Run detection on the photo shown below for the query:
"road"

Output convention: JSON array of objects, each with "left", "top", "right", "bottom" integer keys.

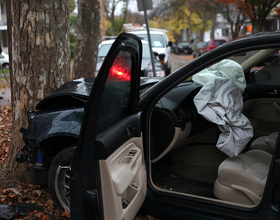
[{"left": 171, "top": 53, "right": 194, "bottom": 73}]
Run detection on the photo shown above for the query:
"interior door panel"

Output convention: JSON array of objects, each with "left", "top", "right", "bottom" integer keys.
[
  {"left": 243, "top": 98, "right": 280, "bottom": 137},
  {"left": 99, "top": 136, "right": 146, "bottom": 220}
]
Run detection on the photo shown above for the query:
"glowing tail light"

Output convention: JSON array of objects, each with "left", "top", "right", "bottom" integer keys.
[{"left": 107, "top": 51, "right": 132, "bottom": 81}]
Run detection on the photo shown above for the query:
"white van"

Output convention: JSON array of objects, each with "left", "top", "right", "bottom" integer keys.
[{"left": 129, "top": 30, "right": 173, "bottom": 75}]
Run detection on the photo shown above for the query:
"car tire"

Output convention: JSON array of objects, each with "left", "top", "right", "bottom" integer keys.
[
  {"left": 2, "top": 63, "right": 9, "bottom": 69},
  {"left": 48, "top": 144, "right": 77, "bottom": 211}
]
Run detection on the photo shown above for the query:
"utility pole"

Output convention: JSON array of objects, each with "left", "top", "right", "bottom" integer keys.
[
  {"left": 137, "top": 0, "right": 155, "bottom": 76},
  {"left": 101, "top": 0, "right": 106, "bottom": 40}
]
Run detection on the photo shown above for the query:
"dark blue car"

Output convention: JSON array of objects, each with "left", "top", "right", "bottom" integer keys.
[{"left": 19, "top": 32, "right": 280, "bottom": 220}]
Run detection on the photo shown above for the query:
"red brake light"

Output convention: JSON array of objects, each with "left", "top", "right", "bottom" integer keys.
[
  {"left": 108, "top": 52, "right": 132, "bottom": 81},
  {"left": 109, "top": 65, "right": 131, "bottom": 81}
]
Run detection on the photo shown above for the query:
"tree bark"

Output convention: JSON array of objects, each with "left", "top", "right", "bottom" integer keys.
[
  {"left": 72, "top": 0, "right": 100, "bottom": 79},
  {"left": 210, "top": 12, "right": 216, "bottom": 40},
  {"left": 0, "top": 0, "right": 70, "bottom": 188}
]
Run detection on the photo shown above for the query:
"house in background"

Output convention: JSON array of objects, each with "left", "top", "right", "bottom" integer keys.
[{"left": 0, "top": 0, "right": 8, "bottom": 53}]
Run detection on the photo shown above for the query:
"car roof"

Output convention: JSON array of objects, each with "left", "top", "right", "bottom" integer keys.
[
  {"left": 129, "top": 30, "right": 167, "bottom": 35},
  {"left": 99, "top": 39, "right": 149, "bottom": 46}
]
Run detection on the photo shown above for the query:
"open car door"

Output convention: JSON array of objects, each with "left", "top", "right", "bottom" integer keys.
[{"left": 70, "top": 33, "right": 146, "bottom": 220}]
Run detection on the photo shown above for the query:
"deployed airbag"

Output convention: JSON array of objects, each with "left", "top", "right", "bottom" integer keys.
[
  {"left": 192, "top": 59, "right": 246, "bottom": 93},
  {"left": 193, "top": 61, "right": 253, "bottom": 157}
]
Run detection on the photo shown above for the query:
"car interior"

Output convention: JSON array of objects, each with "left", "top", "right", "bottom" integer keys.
[{"left": 148, "top": 48, "right": 280, "bottom": 207}]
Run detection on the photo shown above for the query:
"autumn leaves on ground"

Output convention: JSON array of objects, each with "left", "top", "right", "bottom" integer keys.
[{"left": 0, "top": 88, "right": 70, "bottom": 220}]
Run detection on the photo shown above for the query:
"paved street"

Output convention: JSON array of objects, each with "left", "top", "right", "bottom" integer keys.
[{"left": 171, "top": 53, "right": 194, "bottom": 73}]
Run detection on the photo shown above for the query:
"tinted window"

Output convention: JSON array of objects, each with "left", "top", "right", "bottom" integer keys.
[{"left": 96, "top": 50, "right": 132, "bottom": 133}]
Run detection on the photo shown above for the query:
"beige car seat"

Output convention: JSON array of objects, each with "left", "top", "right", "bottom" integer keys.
[
  {"left": 250, "top": 132, "right": 278, "bottom": 154},
  {"left": 214, "top": 150, "right": 272, "bottom": 205}
]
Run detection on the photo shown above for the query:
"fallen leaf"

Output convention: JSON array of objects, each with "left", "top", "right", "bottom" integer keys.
[{"left": 62, "top": 209, "right": 71, "bottom": 218}]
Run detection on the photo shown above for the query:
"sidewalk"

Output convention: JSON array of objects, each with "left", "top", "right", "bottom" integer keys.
[{"left": 0, "top": 87, "right": 11, "bottom": 106}]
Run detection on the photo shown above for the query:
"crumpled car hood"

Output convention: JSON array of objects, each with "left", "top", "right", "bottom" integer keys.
[
  {"left": 36, "top": 77, "right": 162, "bottom": 110},
  {"left": 31, "top": 77, "right": 162, "bottom": 147},
  {"left": 34, "top": 108, "right": 84, "bottom": 143}
]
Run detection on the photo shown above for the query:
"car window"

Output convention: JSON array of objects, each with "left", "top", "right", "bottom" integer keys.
[
  {"left": 96, "top": 50, "right": 133, "bottom": 133},
  {"left": 135, "top": 34, "right": 165, "bottom": 48},
  {"left": 99, "top": 41, "right": 150, "bottom": 59},
  {"left": 201, "top": 49, "right": 280, "bottom": 86},
  {"left": 213, "top": 40, "right": 226, "bottom": 45},
  {"left": 247, "top": 57, "right": 280, "bottom": 85},
  {"left": 229, "top": 50, "right": 260, "bottom": 65},
  {"left": 142, "top": 44, "right": 151, "bottom": 58},
  {"left": 98, "top": 44, "right": 112, "bottom": 58},
  {"left": 0, "top": 55, "right": 4, "bottom": 59}
]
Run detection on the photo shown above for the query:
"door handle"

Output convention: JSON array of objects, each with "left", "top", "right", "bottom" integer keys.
[{"left": 272, "top": 102, "right": 280, "bottom": 113}]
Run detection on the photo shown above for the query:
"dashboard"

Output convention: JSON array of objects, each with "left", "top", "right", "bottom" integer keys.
[{"left": 150, "top": 81, "right": 213, "bottom": 162}]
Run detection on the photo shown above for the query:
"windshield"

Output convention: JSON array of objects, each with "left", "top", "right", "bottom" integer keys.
[
  {"left": 135, "top": 34, "right": 165, "bottom": 48},
  {"left": 98, "top": 44, "right": 112, "bottom": 58},
  {"left": 99, "top": 42, "right": 151, "bottom": 59}
]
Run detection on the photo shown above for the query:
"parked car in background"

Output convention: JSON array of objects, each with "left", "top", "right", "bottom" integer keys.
[
  {"left": 192, "top": 41, "right": 207, "bottom": 58},
  {"left": 0, "top": 52, "right": 9, "bottom": 69},
  {"left": 129, "top": 30, "right": 172, "bottom": 75},
  {"left": 203, "top": 39, "right": 226, "bottom": 53},
  {"left": 175, "top": 42, "right": 193, "bottom": 55},
  {"left": 97, "top": 39, "right": 165, "bottom": 77}
]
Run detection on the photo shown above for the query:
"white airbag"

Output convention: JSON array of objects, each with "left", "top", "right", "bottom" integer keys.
[{"left": 194, "top": 77, "right": 253, "bottom": 157}]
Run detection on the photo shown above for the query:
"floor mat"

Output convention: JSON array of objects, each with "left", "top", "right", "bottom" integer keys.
[{"left": 152, "top": 170, "right": 216, "bottom": 199}]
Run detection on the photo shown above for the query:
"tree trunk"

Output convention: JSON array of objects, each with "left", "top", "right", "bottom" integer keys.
[
  {"left": 210, "top": 12, "right": 216, "bottom": 39},
  {"left": 200, "top": 14, "right": 208, "bottom": 42},
  {"left": 0, "top": 0, "right": 70, "bottom": 188},
  {"left": 72, "top": 0, "right": 100, "bottom": 79},
  {"left": 251, "top": 19, "right": 265, "bottom": 34}
]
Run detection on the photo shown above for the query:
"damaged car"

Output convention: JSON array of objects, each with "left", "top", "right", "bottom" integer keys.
[
  {"left": 17, "top": 76, "right": 162, "bottom": 211},
  {"left": 18, "top": 32, "right": 280, "bottom": 220}
]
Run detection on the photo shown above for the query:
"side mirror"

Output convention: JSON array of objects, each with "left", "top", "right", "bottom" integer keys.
[
  {"left": 168, "top": 41, "right": 172, "bottom": 47},
  {"left": 153, "top": 51, "right": 159, "bottom": 57}
]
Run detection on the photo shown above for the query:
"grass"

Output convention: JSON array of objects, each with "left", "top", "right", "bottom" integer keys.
[{"left": 0, "top": 68, "right": 10, "bottom": 87}]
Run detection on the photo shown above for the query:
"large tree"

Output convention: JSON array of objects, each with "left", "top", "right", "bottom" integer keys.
[
  {"left": 105, "top": 0, "right": 129, "bottom": 36},
  {"left": 245, "top": 0, "right": 280, "bottom": 33},
  {"left": 72, "top": 0, "right": 100, "bottom": 79},
  {"left": 218, "top": 0, "right": 280, "bottom": 33},
  {"left": 216, "top": 1, "right": 246, "bottom": 39},
  {"left": 0, "top": 0, "right": 70, "bottom": 187}
]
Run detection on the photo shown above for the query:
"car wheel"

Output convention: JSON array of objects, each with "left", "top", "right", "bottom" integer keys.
[
  {"left": 48, "top": 145, "right": 77, "bottom": 211},
  {"left": 2, "top": 63, "right": 9, "bottom": 69}
]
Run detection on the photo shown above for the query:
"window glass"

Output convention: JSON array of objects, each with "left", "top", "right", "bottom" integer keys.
[
  {"left": 213, "top": 40, "right": 226, "bottom": 45},
  {"left": 98, "top": 44, "right": 112, "bottom": 58},
  {"left": 96, "top": 50, "right": 132, "bottom": 133},
  {"left": 136, "top": 34, "right": 165, "bottom": 48},
  {"left": 247, "top": 58, "right": 280, "bottom": 85},
  {"left": 142, "top": 44, "right": 151, "bottom": 58}
]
